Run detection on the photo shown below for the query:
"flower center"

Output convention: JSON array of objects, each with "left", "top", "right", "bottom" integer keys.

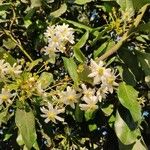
[
  {"left": 98, "top": 67, "right": 104, "bottom": 76},
  {"left": 2, "top": 95, "right": 9, "bottom": 101},
  {"left": 107, "top": 77, "right": 114, "bottom": 85},
  {"left": 67, "top": 95, "right": 75, "bottom": 102},
  {"left": 47, "top": 112, "right": 56, "bottom": 120}
]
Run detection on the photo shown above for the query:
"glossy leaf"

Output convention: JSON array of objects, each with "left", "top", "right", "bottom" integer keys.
[
  {"left": 63, "top": 57, "right": 79, "bottom": 85},
  {"left": 73, "top": 47, "right": 86, "bottom": 63},
  {"left": 117, "top": 82, "right": 141, "bottom": 123},
  {"left": 75, "top": 103, "right": 83, "bottom": 122},
  {"left": 30, "top": 0, "right": 41, "bottom": 8},
  {"left": 135, "top": 51, "right": 150, "bottom": 76},
  {"left": 73, "top": 31, "right": 88, "bottom": 62},
  {"left": 94, "top": 40, "right": 114, "bottom": 58},
  {"left": 101, "top": 104, "right": 114, "bottom": 116},
  {"left": 78, "top": 64, "right": 93, "bottom": 84},
  {"left": 64, "top": 20, "right": 93, "bottom": 32},
  {"left": 15, "top": 109, "right": 37, "bottom": 149},
  {"left": 38, "top": 72, "right": 53, "bottom": 89},
  {"left": 114, "top": 111, "right": 140, "bottom": 145},
  {"left": 0, "top": 47, "right": 16, "bottom": 65},
  {"left": 75, "top": 0, "right": 93, "bottom": 5},
  {"left": 0, "top": 107, "right": 9, "bottom": 125},
  {"left": 74, "top": 31, "right": 89, "bottom": 48},
  {"left": 27, "top": 59, "right": 42, "bottom": 71},
  {"left": 51, "top": 3, "right": 67, "bottom": 17},
  {"left": 116, "top": 0, "right": 150, "bottom": 12}
]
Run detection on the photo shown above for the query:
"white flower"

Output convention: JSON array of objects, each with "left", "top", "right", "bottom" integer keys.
[
  {"left": 81, "top": 84, "right": 95, "bottom": 100},
  {"left": 88, "top": 59, "right": 110, "bottom": 85},
  {"left": 101, "top": 71, "right": 118, "bottom": 93},
  {"left": 44, "top": 25, "right": 55, "bottom": 39},
  {"left": 7, "top": 63, "right": 22, "bottom": 75},
  {"left": 96, "top": 87, "right": 108, "bottom": 102},
  {"left": 42, "top": 45, "right": 57, "bottom": 57},
  {"left": 59, "top": 86, "right": 80, "bottom": 109},
  {"left": 40, "top": 102, "right": 64, "bottom": 123},
  {"left": 43, "top": 23, "right": 74, "bottom": 56},
  {"left": 79, "top": 96, "right": 98, "bottom": 112},
  {"left": 55, "top": 23, "right": 75, "bottom": 44},
  {"left": 0, "top": 59, "right": 9, "bottom": 78},
  {"left": 0, "top": 88, "right": 14, "bottom": 105}
]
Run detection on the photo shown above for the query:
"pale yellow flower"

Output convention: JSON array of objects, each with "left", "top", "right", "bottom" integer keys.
[
  {"left": 0, "top": 88, "right": 14, "bottom": 105},
  {"left": 88, "top": 59, "right": 110, "bottom": 85},
  {"left": 101, "top": 70, "right": 118, "bottom": 93},
  {"left": 59, "top": 86, "right": 80, "bottom": 109},
  {"left": 43, "top": 23, "right": 74, "bottom": 57},
  {"left": 0, "top": 59, "right": 9, "bottom": 78},
  {"left": 40, "top": 102, "right": 64, "bottom": 123},
  {"left": 79, "top": 96, "right": 98, "bottom": 112},
  {"left": 7, "top": 63, "right": 22, "bottom": 75},
  {"left": 81, "top": 84, "right": 95, "bottom": 99}
]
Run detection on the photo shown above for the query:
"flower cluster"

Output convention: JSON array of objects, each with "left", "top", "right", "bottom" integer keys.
[
  {"left": 0, "top": 59, "right": 22, "bottom": 78},
  {"left": 0, "top": 57, "right": 118, "bottom": 125},
  {"left": 42, "top": 23, "right": 74, "bottom": 60},
  {"left": 88, "top": 59, "right": 118, "bottom": 93}
]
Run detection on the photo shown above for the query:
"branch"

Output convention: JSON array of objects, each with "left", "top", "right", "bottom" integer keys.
[{"left": 97, "top": 4, "right": 150, "bottom": 61}]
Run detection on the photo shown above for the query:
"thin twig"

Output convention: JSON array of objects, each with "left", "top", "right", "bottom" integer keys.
[{"left": 97, "top": 4, "right": 149, "bottom": 61}]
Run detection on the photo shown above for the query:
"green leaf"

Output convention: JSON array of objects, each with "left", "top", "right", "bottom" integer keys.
[
  {"left": 74, "top": 31, "right": 89, "bottom": 48},
  {"left": 16, "top": 133, "right": 24, "bottom": 146},
  {"left": 114, "top": 111, "right": 140, "bottom": 145},
  {"left": 73, "top": 47, "right": 86, "bottom": 63},
  {"left": 117, "top": 82, "right": 141, "bottom": 123},
  {"left": 64, "top": 19, "right": 93, "bottom": 32},
  {"left": 0, "top": 47, "right": 16, "bottom": 65},
  {"left": 24, "top": 8, "right": 36, "bottom": 20},
  {"left": 122, "top": 66, "right": 136, "bottom": 86},
  {"left": 94, "top": 40, "right": 114, "bottom": 58},
  {"left": 118, "top": 48, "right": 142, "bottom": 82},
  {"left": 3, "top": 38, "right": 16, "bottom": 49},
  {"left": 15, "top": 109, "right": 37, "bottom": 149},
  {"left": 3, "top": 134, "right": 12, "bottom": 141},
  {"left": 63, "top": 57, "right": 79, "bottom": 85},
  {"left": 116, "top": 0, "right": 150, "bottom": 12},
  {"left": 73, "top": 31, "right": 88, "bottom": 62},
  {"left": 138, "top": 22, "right": 150, "bottom": 33},
  {"left": 38, "top": 72, "right": 53, "bottom": 89},
  {"left": 75, "top": 103, "right": 83, "bottom": 122},
  {"left": 0, "top": 3, "right": 12, "bottom": 11},
  {"left": 135, "top": 51, "right": 150, "bottom": 76},
  {"left": 78, "top": 64, "right": 93, "bottom": 84},
  {"left": 30, "top": 0, "right": 41, "bottom": 8},
  {"left": 101, "top": 104, "right": 114, "bottom": 116},
  {"left": 0, "top": 107, "right": 9, "bottom": 125},
  {"left": 85, "top": 110, "right": 95, "bottom": 121},
  {"left": 88, "top": 124, "right": 97, "bottom": 132},
  {"left": 51, "top": 3, "right": 67, "bottom": 17},
  {"left": 75, "top": 0, "right": 93, "bottom": 5},
  {"left": 27, "top": 59, "right": 42, "bottom": 71}
]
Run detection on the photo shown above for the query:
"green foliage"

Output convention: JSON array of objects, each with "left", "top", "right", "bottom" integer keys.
[
  {"left": 114, "top": 111, "right": 141, "bottom": 145},
  {"left": 118, "top": 82, "right": 141, "bottom": 123},
  {"left": 63, "top": 57, "right": 79, "bottom": 85},
  {"left": 0, "top": 0, "right": 150, "bottom": 149},
  {"left": 15, "top": 109, "right": 37, "bottom": 149}
]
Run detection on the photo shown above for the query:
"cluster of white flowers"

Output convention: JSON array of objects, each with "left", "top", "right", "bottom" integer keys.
[
  {"left": 88, "top": 59, "right": 118, "bottom": 93},
  {"left": 40, "top": 102, "right": 64, "bottom": 123},
  {"left": 0, "top": 88, "right": 15, "bottom": 105},
  {"left": 0, "top": 59, "right": 22, "bottom": 78},
  {"left": 40, "top": 59, "right": 118, "bottom": 123},
  {"left": 42, "top": 23, "right": 75, "bottom": 57}
]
